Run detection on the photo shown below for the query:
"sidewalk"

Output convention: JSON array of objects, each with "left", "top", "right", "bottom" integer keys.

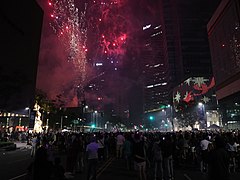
[
  {"left": 14, "top": 141, "right": 31, "bottom": 150},
  {"left": 0, "top": 141, "right": 17, "bottom": 151}
]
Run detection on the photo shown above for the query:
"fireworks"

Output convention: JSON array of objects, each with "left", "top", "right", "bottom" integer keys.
[
  {"left": 87, "top": 0, "right": 129, "bottom": 59},
  {"left": 47, "top": 0, "right": 131, "bottom": 105},
  {"left": 48, "top": 0, "right": 87, "bottom": 85},
  {"left": 48, "top": 0, "right": 130, "bottom": 80}
]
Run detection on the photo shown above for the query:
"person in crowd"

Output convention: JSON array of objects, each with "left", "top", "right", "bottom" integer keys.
[
  {"left": 226, "top": 136, "right": 239, "bottom": 172},
  {"left": 188, "top": 133, "right": 198, "bottom": 164},
  {"left": 109, "top": 132, "right": 116, "bottom": 156},
  {"left": 104, "top": 133, "right": 110, "bottom": 159},
  {"left": 53, "top": 157, "right": 65, "bottom": 180},
  {"left": 66, "top": 137, "right": 75, "bottom": 174},
  {"left": 200, "top": 134, "right": 211, "bottom": 173},
  {"left": 152, "top": 135, "right": 164, "bottom": 180},
  {"left": 162, "top": 134, "right": 174, "bottom": 180},
  {"left": 31, "top": 135, "right": 38, "bottom": 157},
  {"left": 123, "top": 133, "right": 133, "bottom": 170},
  {"left": 78, "top": 134, "right": 85, "bottom": 173},
  {"left": 97, "top": 134, "right": 105, "bottom": 161},
  {"left": 86, "top": 135, "right": 99, "bottom": 180},
  {"left": 116, "top": 132, "right": 125, "bottom": 159},
  {"left": 133, "top": 133, "right": 147, "bottom": 180},
  {"left": 208, "top": 136, "right": 230, "bottom": 180},
  {"left": 28, "top": 146, "right": 53, "bottom": 180}
]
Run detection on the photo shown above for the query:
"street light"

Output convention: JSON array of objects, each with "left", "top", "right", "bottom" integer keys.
[
  {"left": 149, "top": 116, "right": 154, "bottom": 121},
  {"left": 60, "top": 115, "right": 67, "bottom": 130},
  {"left": 94, "top": 111, "right": 98, "bottom": 127},
  {"left": 167, "top": 104, "right": 174, "bottom": 132},
  {"left": 198, "top": 102, "right": 206, "bottom": 129},
  {"left": 25, "top": 107, "right": 31, "bottom": 120}
]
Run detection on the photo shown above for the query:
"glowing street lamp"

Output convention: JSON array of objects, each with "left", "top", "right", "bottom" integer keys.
[
  {"left": 25, "top": 107, "right": 31, "bottom": 119},
  {"left": 149, "top": 116, "right": 154, "bottom": 121},
  {"left": 198, "top": 102, "right": 206, "bottom": 129}
]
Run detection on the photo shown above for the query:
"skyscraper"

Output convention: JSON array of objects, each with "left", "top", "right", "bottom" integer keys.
[
  {"left": 0, "top": 1, "right": 43, "bottom": 111},
  {"left": 141, "top": 23, "right": 170, "bottom": 112},
  {"left": 160, "top": 0, "right": 221, "bottom": 86},
  {"left": 207, "top": 0, "right": 240, "bottom": 129}
]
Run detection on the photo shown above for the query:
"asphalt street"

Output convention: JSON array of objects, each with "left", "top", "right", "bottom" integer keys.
[
  {"left": 87, "top": 158, "right": 240, "bottom": 180},
  {"left": 0, "top": 147, "right": 32, "bottom": 180}
]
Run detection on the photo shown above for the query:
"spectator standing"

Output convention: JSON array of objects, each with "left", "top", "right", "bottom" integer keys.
[
  {"left": 200, "top": 134, "right": 211, "bottom": 173},
  {"left": 31, "top": 135, "right": 38, "bottom": 157},
  {"left": 97, "top": 134, "right": 105, "bottom": 161},
  {"left": 133, "top": 133, "right": 147, "bottom": 180},
  {"left": 86, "top": 136, "right": 99, "bottom": 180},
  {"left": 53, "top": 157, "right": 65, "bottom": 180},
  {"left": 28, "top": 146, "right": 53, "bottom": 180},
  {"left": 123, "top": 134, "right": 132, "bottom": 170},
  {"left": 152, "top": 136, "right": 163, "bottom": 180},
  {"left": 162, "top": 134, "right": 174, "bottom": 180},
  {"left": 116, "top": 132, "right": 125, "bottom": 159},
  {"left": 208, "top": 136, "right": 230, "bottom": 180}
]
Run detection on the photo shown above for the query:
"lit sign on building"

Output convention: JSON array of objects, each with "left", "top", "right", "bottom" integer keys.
[
  {"left": 143, "top": 24, "right": 151, "bottom": 30},
  {"left": 173, "top": 77, "right": 215, "bottom": 111},
  {"left": 96, "top": 63, "right": 103, "bottom": 66}
]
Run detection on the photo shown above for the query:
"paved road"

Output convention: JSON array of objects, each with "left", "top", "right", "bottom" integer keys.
[
  {"left": 89, "top": 158, "right": 240, "bottom": 180},
  {"left": 0, "top": 147, "right": 32, "bottom": 180}
]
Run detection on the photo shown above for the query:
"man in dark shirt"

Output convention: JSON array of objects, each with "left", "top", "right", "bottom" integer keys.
[
  {"left": 133, "top": 133, "right": 147, "bottom": 180},
  {"left": 208, "top": 136, "right": 230, "bottom": 180}
]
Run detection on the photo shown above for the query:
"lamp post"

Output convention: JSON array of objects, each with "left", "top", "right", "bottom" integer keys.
[
  {"left": 60, "top": 115, "right": 67, "bottom": 130},
  {"left": 60, "top": 116, "right": 63, "bottom": 130},
  {"left": 25, "top": 107, "right": 31, "bottom": 124},
  {"left": 94, "top": 110, "right": 98, "bottom": 128},
  {"left": 198, "top": 102, "right": 206, "bottom": 129},
  {"left": 167, "top": 104, "right": 174, "bottom": 132}
]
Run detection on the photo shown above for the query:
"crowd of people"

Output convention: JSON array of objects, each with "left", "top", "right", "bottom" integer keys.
[{"left": 2, "top": 129, "right": 240, "bottom": 180}]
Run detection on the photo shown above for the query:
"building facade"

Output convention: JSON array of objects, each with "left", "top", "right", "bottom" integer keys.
[
  {"left": 140, "top": 0, "right": 221, "bottom": 129},
  {"left": 208, "top": 0, "right": 240, "bottom": 129},
  {"left": 0, "top": 1, "right": 43, "bottom": 112}
]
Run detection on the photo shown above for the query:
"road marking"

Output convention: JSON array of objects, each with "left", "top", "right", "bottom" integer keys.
[
  {"left": 97, "top": 158, "right": 114, "bottom": 178},
  {"left": 7, "top": 158, "right": 31, "bottom": 164},
  {"left": 184, "top": 173, "right": 192, "bottom": 180},
  {"left": 9, "top": 173, "right": 27, "bottom": 180},
  {"left": 97, "top": 157, "right": 113, "bottom": 174}
]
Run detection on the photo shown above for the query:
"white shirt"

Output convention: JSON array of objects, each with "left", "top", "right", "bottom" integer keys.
[{"left": 200, "top": 139, "right": 211, "bottom": 151}]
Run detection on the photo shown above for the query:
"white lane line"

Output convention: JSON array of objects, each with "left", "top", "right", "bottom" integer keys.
[
  {"left": 184, "top": 173, "right": 192, "bottom": 180},
  {"left": 96, "top": 158, "right": 114, "bottom": 178},
  {"left": 9, "top": 173, "right": 27, "bottom": 180}
]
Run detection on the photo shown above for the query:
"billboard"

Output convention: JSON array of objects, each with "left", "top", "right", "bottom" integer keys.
[{"left": 173, "top": 77, "right": 216, "bottom": 112}]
